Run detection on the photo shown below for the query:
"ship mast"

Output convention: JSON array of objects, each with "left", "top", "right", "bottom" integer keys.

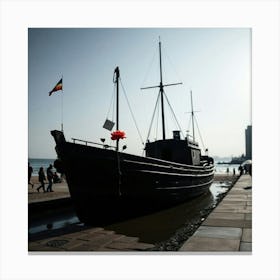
[
  {"left": 159, "top": 40, "right": 166, "bottom": 140},
  {"left": 114, "top": 66, "right": 120, "bottom": 151},
  {"left": 141, "top": 38, "right": 182, "bottom": 140},
  {"left": 190, "top": 90, "right": 195, "bottom": 142}
]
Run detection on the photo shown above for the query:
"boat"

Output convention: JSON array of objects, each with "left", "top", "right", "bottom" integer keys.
[{"left": 51, "top": 40, "right": 214, "bottom": 225}]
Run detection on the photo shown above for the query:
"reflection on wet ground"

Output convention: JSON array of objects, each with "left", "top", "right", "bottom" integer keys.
[
  {"left": 28, "top": 181, "right": 232, "bottom": 244},
  {"left": 104, "top": 182, "right": 231, "bottom": 244},
  {"left": 105, "top": 191, "right": 214, "bottom": 243},
  {"left": 28, "top": 208, "right": 79, "bottom": 235}
]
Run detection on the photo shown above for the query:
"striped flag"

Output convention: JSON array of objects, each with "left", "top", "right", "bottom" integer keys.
[{"left": 49, "top": 78, "right": 62, "bottom": 96}]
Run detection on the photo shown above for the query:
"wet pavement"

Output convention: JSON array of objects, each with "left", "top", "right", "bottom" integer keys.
[
  {"left": 29, "top": 227, "right": 154, "bottom": 252},
  {"left": 179, "top": 174, "right": 252, "bottom": 252}
]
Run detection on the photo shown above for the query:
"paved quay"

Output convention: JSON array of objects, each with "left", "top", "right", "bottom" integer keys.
[
  {"left": 179, "top": 174, "right": 252, "bottom": 252},
  {"left": 29, "top": 227, "right": 154, "bottom": 252}
]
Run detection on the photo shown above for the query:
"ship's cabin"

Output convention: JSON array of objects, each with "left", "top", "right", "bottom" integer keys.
[{"left": 145, "top": 130, "right": 202, "bottom": 165}]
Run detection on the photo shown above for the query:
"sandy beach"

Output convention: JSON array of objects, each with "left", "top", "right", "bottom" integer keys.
[{"left": 28, "top": 176, "right": 70, "bottom": 203}]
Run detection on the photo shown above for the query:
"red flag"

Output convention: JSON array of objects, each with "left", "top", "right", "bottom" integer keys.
[{"left": 49, "top": 78, "right": 62, "bottom": 96}]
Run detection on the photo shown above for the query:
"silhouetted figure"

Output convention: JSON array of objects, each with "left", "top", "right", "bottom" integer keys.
[
  {"left": 248, "top": 164, "right": 252, "bottom": 176},
  {"left": 233, "top": 168, "right": 236, "bottom": 175},
  {"left": 238, "top": 165, "right": 243, "bottom": 176},
  {"left": 37, "top": 167, "right": 46, "bottom": 192},
  {"left": 28, "top": 162, "right": 34, "bottom": 188},
  {"left": 226, "top": 167, "right": 229, "bottom": 175},
  {"left": 53, "top": 172, "right": 61, "bottom": 184},
  {"left": 46, "top": 164, "right": 54, "bottom": 192}
]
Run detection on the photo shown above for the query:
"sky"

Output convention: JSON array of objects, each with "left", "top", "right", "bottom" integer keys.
[{"left": 28, "top": 28, "right": 251, "bottom": 159}]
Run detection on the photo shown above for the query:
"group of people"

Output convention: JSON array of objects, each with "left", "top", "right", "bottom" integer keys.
[
  {"left": 224, "top": 164, "right": 252, "bottom": 177},
  {"left": 28, "top": 162, "right": 62, "bottom": 193},
  {"left": 238, "top": 163, "right": 252, "bottom": 176}
]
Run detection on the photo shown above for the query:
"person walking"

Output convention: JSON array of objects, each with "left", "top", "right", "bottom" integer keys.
[
  {"left": 28, "top": 162, "right": 34, "bottom": 188},
  {"left": 46, "top": 164, "right": 54, "bottom": 192},
  {"left": 238, "top": 165, "right": 243, "bottom": 176},
  {"left": 226, "top": 167, "right": 229, "bottom": 176},
  {"left": 37, "top": 167, "right": 46, "bottom": 192}
]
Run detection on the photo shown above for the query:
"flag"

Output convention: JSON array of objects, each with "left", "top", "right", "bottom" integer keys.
[{"left": 49, "top": 78, "right": 62, "bottom": 96}]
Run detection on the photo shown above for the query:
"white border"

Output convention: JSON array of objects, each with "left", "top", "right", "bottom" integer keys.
[{"left": 1, "top": 1, "right": 279, "bottom": 279}]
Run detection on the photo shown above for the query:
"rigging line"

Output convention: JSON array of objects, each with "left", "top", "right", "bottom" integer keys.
[
  {"left": 194, "top": 115, "right": 206, "bottom": 151},
  {"left": 140, "top": 46, "right": 158, "bottom": 89},
  {"left": 112, "top": 83, "right": 116, "bottom": 122},
  {"left": 120, "top": 79, "right": 145, "bottom": 145},
  {"left": 187, "top": 115, "right": 192, "bottom": 133},
  {"left": 187, "top": 114, "right": 192, "bottom": 131},
  {"left": 155, "top": 96, "right": 160, "bottom": 140},
  {"left": 146, "top": 91, "right": 161, "bottom": 143},
  {"left": 163, "top": 91, "right": 185, "bottom": 138},
  {"left": 164, "top": 47, "right": 184, "bottom": 84},
  {"left": 165, "top": 93, "right": 180, "bottom": 134},
  {"left": 185, "top": 110, "right": 199, "bottom": 139},
  {"left": 165, "top": 107, "right": 169, "bottom": 138},
  {"left": 106, "top": 84, "right": 116, "bottom": 120}
]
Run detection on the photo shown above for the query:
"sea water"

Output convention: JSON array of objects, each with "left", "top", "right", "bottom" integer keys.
[
  {"left": 28, "top": 158, "right": 56, "bottom": 176},
  {"left": 214, "top": 163, "right": 240, "bottom": 174}
]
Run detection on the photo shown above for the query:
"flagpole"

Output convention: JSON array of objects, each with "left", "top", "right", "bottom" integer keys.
[
  {"left": 49, "top": 77, "right": 63, "bottom": 131},
  {"left": 61, "top": 75, "right": 64, "bottom": 132}
]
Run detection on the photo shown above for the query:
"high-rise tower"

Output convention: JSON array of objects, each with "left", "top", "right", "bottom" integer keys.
[{"left": 245, "top": 125, "right": 252, "bottom": 159}]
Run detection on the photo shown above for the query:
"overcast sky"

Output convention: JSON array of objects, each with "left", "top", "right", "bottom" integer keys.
[{"left": 28, "top": 28, "right": 251, "bottom": 159}]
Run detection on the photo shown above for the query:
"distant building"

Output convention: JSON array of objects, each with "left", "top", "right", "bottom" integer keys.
[
  {"left": 245, "top": 125, "right": 252, "bottom": 159},
  {"left": 229, "top": 125, "right": 252, "bottom": 164}
]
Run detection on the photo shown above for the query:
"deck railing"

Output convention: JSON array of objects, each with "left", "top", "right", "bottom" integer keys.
[{"left": 71, "top": 138, "right": 115, "bottom": 149}]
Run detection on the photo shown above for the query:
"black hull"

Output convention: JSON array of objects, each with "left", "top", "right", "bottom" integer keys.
[{"left": 53, "top": 138, "right": 214, "bottom": 225}]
